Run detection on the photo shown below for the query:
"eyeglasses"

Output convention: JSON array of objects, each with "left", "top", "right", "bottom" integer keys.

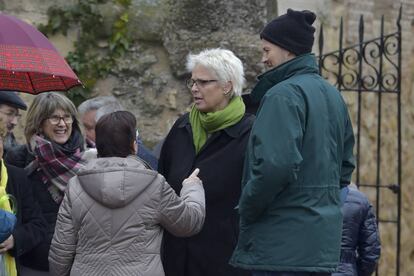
[
  {"left": 0, "top": 110, "right": 21, "bottom": 120},
  {"left": 186, "top": 78, "right": 217, "bottom": 89},
  {"left": 47, "top": 115, "right": 73, "bottom": 125}
]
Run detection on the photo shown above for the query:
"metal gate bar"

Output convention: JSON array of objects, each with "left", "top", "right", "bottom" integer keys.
[{"left": 317, "top": 6, "right": 402, "bottom": 276}]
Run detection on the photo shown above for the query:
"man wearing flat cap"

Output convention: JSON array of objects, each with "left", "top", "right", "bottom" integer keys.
[
  {"left": 0, "top": 91, "right": 27, "bottom": 155},
  {"left": 231, "top": 9, "right": 356, "bottom": 276}
]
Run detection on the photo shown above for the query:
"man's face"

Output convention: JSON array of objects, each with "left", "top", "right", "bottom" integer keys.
[
  {"left": 261, "top": 39, "right": 294, "bottom": 69},
  {"left": 0, "top": 104, "right": 20, "bottom": 133},
  {"left": 82, "top": 109, "right": 97, "bottom": 143}
]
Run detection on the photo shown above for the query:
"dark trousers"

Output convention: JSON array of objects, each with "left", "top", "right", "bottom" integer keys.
[{"left": 252, "top": 271, "right": 331, "bottom": 276}]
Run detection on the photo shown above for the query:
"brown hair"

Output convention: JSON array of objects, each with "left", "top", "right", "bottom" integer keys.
[
  {"left": 24, "top": 92, "right": 81, "bottom": 143},
  {"left": 95, "top": 111, "right": 136, "bottom": 158}
]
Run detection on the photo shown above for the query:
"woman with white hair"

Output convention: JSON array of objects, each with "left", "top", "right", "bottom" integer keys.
[{"left": 158, "top": 48, "right": 253, "bottom": 276}]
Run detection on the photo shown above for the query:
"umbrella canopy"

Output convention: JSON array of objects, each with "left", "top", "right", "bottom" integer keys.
[{"left": 0, "top": 13, "right": 82, "bottom": 94}]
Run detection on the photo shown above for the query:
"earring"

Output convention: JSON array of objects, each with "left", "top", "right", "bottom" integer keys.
[{"left": 224, "top": 90, "right": 231, "bottom": 96}]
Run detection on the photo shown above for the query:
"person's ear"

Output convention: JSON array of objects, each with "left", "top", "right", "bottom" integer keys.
[
  {"left": 287, "top": 51, "right": 296, "bottom": 59},
  {"left": 132, "top": 139, "right": 138, "bottom": 155},
  {"left": 223, "top": 81, "right": 233, "bottom": 96}
]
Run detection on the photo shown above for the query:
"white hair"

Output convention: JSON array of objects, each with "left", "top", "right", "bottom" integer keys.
[
  {"left": 186, "top": 48, "right": 245, "bottom": 97},
  {"left": 78, "top": 96, "right": 120, "bottom": 116},
  {"left": 95, "top": 101, "right": 125, "bottom": 122}
]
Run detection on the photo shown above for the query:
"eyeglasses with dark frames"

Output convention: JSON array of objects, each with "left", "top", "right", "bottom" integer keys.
[
  {"left": 47, "top": 115, "right": 73, "bottom": 125},
  {"left": 186, "top": 78, "right": 218, "bottom": 89}
]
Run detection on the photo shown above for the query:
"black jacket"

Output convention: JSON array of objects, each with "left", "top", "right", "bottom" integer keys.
[
  {"left": 158, "top": 113, "right": 254, "bottom": 276},
  {"left": 333, "top": 188, "right": 381, "bottom": 276},
  {"left": 5, "top": 163, "right": 47, "bottom": 274},
  {"left": 6, "top": 145, "right": 59, "bottom": 271}
]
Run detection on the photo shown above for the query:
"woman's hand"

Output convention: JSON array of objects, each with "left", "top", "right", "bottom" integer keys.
[
  {"left": 183, "top": 168, "right": 202, "bottom": 185},
  {"left": 0, "top": 235, "right": 14, "bottom": 253}
]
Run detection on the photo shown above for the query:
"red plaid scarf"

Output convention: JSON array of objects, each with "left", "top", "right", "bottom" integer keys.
[{"left": 29, "top": 133, "right": 86, "bottom": 203}]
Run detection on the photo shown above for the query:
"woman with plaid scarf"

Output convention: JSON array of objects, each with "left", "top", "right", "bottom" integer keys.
[{"left": 5, "top": 93, "right": 87, "bottom": 276}]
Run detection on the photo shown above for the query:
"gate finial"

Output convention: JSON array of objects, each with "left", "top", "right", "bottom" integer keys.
[
  {"left": 358, "top": 15, "right": 364, "bottom": 44},
  {"left": 397, "top": 4, "right": 402, "bottom": 29}
]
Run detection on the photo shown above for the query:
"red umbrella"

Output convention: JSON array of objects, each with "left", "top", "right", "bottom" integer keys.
[{"left": 0, "top": 13, "right": 82, "bottom": 94}]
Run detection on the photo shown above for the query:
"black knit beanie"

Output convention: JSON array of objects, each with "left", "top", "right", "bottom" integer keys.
[{"left": 260, "top": 9, "right": 316, "bottom": 56}]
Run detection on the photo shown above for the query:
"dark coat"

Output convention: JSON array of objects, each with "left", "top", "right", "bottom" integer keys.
[
  {"left": 158, "top": 113, "right": 254, "bottom": 276},
  {"left": 5, "top": 145, "right": 59, "bottom": 271},
  {"left": 5, "top": 163, "right": 47, "bottom": 272},
  {"left": 230, "top": 54, "right": 356, "bottom": 272},
  {"left": 333, "top": 188, "right": 381, "bottom": 276},
  {"left": 3, "top": 132, "right": 19, "bottom": 157}
]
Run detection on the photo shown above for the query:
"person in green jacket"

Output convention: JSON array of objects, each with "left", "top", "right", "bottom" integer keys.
[{"left": 230, "top": 9, "right": 356, "bottom": 276}]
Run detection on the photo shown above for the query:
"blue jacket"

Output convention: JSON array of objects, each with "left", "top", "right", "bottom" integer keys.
[
  {"left": 136, "top": 138, "right": 158, "bottom": 170},
  {"left": 333, "top": 188, "right": 381, "bottom": 276},
  {"left": 0, "top": 209, "right": 15, "bottom": 243}
]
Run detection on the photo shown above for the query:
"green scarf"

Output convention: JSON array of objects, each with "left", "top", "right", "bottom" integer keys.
[{"left": 190, "top": 96, "right": 245, "bottom": 154}]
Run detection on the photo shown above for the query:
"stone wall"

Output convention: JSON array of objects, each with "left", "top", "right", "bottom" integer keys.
[{"left": 1, "top": 0, "right": 414, "bottom": 274}]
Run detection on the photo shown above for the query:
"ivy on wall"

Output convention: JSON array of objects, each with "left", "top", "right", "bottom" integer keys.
[{"left": 39, "top": 0, "right": 132, "bottom": 105}]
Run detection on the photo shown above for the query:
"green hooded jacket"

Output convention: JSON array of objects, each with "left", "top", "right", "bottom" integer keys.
[{"left": 230, "top": 54, "right": 355, "bottom": 272}]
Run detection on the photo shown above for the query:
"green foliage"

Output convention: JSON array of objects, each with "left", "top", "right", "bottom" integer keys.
[{"left": 38, "top": 0, "right": 132, "bottom": 105}]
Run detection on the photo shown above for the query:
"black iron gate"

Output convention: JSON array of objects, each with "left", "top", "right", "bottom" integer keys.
[{"left": 318, "top": 7, "right": 402, "bottom": 276}]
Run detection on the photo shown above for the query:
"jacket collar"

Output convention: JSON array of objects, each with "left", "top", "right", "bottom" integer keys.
[
  {"left": 178, "top": 113, "right": 250, "bottom": 138},
  {"left": 251, "top": 53, "right": 319, "bottom": 103}
]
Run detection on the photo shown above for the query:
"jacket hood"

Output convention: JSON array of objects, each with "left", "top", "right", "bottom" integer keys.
[{"left": 76, "top": 156, "right": 158, "bottom": 208}]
